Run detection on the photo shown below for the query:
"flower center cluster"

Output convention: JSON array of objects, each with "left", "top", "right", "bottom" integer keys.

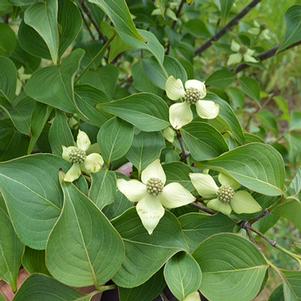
[
  {"left": 217, "top": 185, "right": 235, "bottom": 203},
  {"left": 239, "top": 46, "right": 248, "bottom": 54},
  {"left": 146, "top": 178, "right": 164, "bottom": 196},
  {"left": 69, "top": 148, "right": 86, "bottom": 164},
  {"left": 184, "top": 88, "right": 202, "bottom": 104}
]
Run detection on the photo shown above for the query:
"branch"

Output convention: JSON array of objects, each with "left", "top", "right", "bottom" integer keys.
[
  {"left": 166, "top": 0, "right": 186, "bottom": 54},
  {"left": 172, "top": 0, "right": 185, "bottom": 30},
  {"left": 191, "top": 202, "right": 215, "bottom": 215},
  {"left": 80, "top": 9, "right": 96, "bottom": 40},
  {"left": 249, "top": 209, "right": 270, "bottom": 225},
  {"left": 75, "top": 34, "right": 116, "bottom": 83},
  {"left": 80, "top": 0, "right": 104, "bottom": 41},
  {"left": 241, "top": 221, "right": 277, "bottom": 247},
  {"left": 176, "top": 130, "right": 188, "bottom": 163},
  {"left": 195, "top": 0, "right": 261, "bottom": 55},
  {"left": 236, "top": 40, "right": 301, "bottom": 73}
]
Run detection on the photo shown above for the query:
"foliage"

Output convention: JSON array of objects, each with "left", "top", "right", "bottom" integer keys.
[{"left": 0, "top": 0, "right": 301, "bottom": 301}]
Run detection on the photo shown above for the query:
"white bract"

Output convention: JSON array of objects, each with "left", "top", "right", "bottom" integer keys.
[
  {"left": 183, "top": 292, "right": 201, "bottom": 301},
  {"left": 62, "top": 130, "right": 104, "bottom": 182},
  {"left": 165, "top": 76, "right": 219, "bottom": 129},
  {"left": 227, "top": 40, "right": 258, "bottom": 66},
  {"left": 117, "top": 159, "right": 195, "bottom": 234},
  {"left": 162, "top": 127, "right": 176, "bottom": 143},
  {"left": 190, "top": 172, "right": 262, "bottom": 215}
]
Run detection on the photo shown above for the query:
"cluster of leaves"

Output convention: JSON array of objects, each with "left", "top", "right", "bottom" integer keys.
[{"left": 0, "top": 0, "right": 301, "bottom": 301}]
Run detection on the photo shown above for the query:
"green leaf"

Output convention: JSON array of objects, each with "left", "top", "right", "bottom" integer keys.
[
  {"left": 290, "top": 112, "right": 301, "bottom": 131},
  {"left": 183, "top": 19, "right": 210, "bottom": 39},
  {"left": 239, "top": 76, "right": 261, "bottom": 103},
  {"left": 24, "top": 0, "right": 59, "bottom": 64},
  {"left": 112, "top": 208, "right": 188, "bottom": 288},
  {"left": 103, "top": 191, "right": 132, "bottom": 220},
  {"left": 11, "top": 42, "right": 41, "bottom": 73},
  {"left": 203, "top": 143, "right": 285, "bottom": 196},
  {"left": 98, "top": 93, "right": 169, "bottom": 132},
  {"left": 132, "top": 61, "right": 161, "bottom": 94},
  {"left": 163, "top": 162, "right": 194, "bottom": 192},
  {"left": 288, "top": 168, "right": 301, "bottom": 196},
  {"left": 78, "top": 64, "right": 119, "bottom": 98},
  {"left": 89, "top": 169, "right": 117, "bottom": 210},
  {"left": 0, "top": 1, "right": 12, "bottom": 14},
  {"left": 226, "top": 87, "right": 245, "bottom": 109},
  {"left": 165, "top": 56, "right": 188, "bottom": 83},
  {"left": 22, "top": 247, "right": 49, "bottom": 275},
  {"left": 181, "top": 121, "right": 229, "bottom": 161},
  {"left": 13, "top": 274, "right": 87, "bottom": 301},
  {"left": 120, "top": 30, "right": 165, "bottom": 65},
  {"left": 206, "top": 68, "right": 235, "bottom": 89},
  {"left": 126, "top": 131, "right": 165, "bottom": 173},
  {"left": 141, "top": 56, "right": 187, "bottom": 90},
  {"left": 88, "top": 0, "right": 143, "bottom": 41},
  {"left": 46, "top": 178, "right": 125, "bottom": 287},
  {"left": 0, "top": 120, "right": 29, "bottom": 161},
  {"left": 282, "top": 271, "right": 301, "bottom": 300},
  {"left": 119, "top": 271, "right": 165, "bottom": 301},
  {"left": 193, "top": 233, "right": 268, "bottom": 301},
  {"left": 28, "top": 103, "right": 52, "bottom": 154},
  {"left": 74, "top": 85, "right": 111, "bottom": 127},
  {"left": 1, "top": 95, "right": 35, "bottom": 135},
  {"left": 25, "top": 49, "right": 84, "bottom": 113},
  {"left": 179, "top": 213, "right": 235, "bottom": 252},
  {"left": 20, "top": 0, "right": 82, "bottom": 61},
  {"left": 49, "top": 110, "right": 75, "bottom": 156},
  {"left": 269, "top": 285, "right": 284, "bottom": 301},
  {"left": 0, "top": 207, "right": 24, "bottom": 291},
  {"left": 97, "top": 117, "right": 134, "bottom": 164},
  {"left": 0, "top": 56, "right": 16, "bottom": 102},
  {"left": 0, "top": 24, "right": 17, "bottom": 56},
  {"left": 216, "top": 0, "right": 235, "bottom": 21},
  {"left": 273, "top": 198, "right": 301, "bottom": 231},
  {"left": 0, "top": 154, "right": 69, "bottom": 249},
  {"left": 207, "top": 93, "right": 245, "bottom": 144},
  {"left": 280, "top": 5, "right": 301, "bottom": 51},
  {"left": 164, "top": 252, "right": 202, "bottom": 301},
  {"left": 57, "top": 0, "right": 83, "bottom": 57}
]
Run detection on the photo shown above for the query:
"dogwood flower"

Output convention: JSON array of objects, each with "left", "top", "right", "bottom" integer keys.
[
  {"left": 165, "top": 76, "right": 219, "bottom": 129},
  {"left": 189, "top": 172, "right": 262, "bottom": 215},
  {"left": 117, "top": 159, "right": 195, "bottom": 234},
  {"left": 227, "top": 40, "right": 258, "bottom": 66},
  {"left": 62, "top": 130, "right": 104, "bottom": 182}
]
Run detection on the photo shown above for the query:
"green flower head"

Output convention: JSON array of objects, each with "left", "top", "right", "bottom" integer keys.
[
  {"left": 62, "top": 130, "right": 104, "bottom": 182},
  {"left": 189, "top": 172, "right": 262, "bottom": 215}
]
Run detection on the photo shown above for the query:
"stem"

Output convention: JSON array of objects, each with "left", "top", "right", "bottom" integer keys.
[
  {"left": 80, "top": 9, "right": 96, "bottom": 40},
  {"left": 274, "top": 245, "right": 301, "bottom": 266},
  {"left": 241, "top": 222, "right": 301, "bottom": 267},
  {"left": 176, "top": 130, "right": 188, "bottom": 163},
  {"left": 191, "top": 202, "right": 215, "bottom": 214},
  {"left": 172, "top": 0, "right": 185, "bottom": 29},
  {"left": 96, "top": 284, "right": 116, "bottom": 293},
  {"left": 236, "top": 40, "right": 301, "bottom": 73},
  {"left": 160, "top": 294, "right": 170, "bottom": 301},
  {"left": 245, "top": 95, "right": 273, "bottom": 130},
  {"left": 245, "top": 223, "right": 277, "bottom": 247},
  {"left": 75, "top": 34, "right": 115, "bottom": 83},
  {"left": 80, "top": 0, "right": 104, "bottom": 41},
  {"left": 195, "top": 0, "right": 261, "bottom": 55},
  {"left": 166, "top": 0, "right": 186, "bottom": 54},
  {"left": 249, "top": 209, "right": 270, "bottom": 225}
]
